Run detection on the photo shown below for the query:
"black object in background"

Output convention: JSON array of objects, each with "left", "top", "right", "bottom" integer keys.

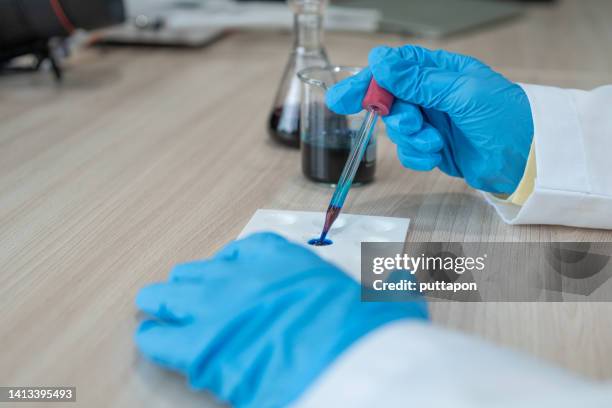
[{"left": 0, "top": 0, "right": 125, "bottom": 73}]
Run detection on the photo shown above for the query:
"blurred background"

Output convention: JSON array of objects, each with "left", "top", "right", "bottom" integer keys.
[{"left": 0, "top": 0, "right": 564, "bottom": 81}]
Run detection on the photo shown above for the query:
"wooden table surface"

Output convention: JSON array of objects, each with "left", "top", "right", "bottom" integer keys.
[{"left": 2, "top": 0, "right": 612, "bottom": 406}]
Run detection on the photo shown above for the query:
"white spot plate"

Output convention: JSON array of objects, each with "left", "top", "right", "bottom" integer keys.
[{"left": 238, "top": 210, "right": 410, "bottom": 278}]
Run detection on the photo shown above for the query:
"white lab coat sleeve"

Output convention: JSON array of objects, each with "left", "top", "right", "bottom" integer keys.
[
  {"left": 483, "top": 84, "right": 612, "bottom": 228},
  {"left": 291, "top": 321, "right": 612, "bottom": 408}
]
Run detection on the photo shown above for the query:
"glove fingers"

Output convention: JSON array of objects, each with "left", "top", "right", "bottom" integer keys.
[
  {"left": 387, "top": 123, "right": 444, "bottom": 154},
  {"left": 170, "top": 233, "right": 329, "bottom": 285},
  {"left": 136, "top": 283, "right": 209, "bottom": 322},
  {"left": 136, "top": 320, "right": 208, "bottom": 372},
  {"left": 368, "top": 47, "right": 463, "bottom": 112},
  {"left": 215, "top": 232, "right": 289, "bottom": 259},
  {"left": 216, "top": 232, "right": 328, "bottom": 269},
  {"left": 169, "top": 259, "right": 238, "bottom": 283},
  {"left": 396, "top": 144, "right": 442, "bottom": 171},
  {"left": 169, "top": 234, "right": 282, "bottom": 283},
  {"left": 393, "top": 45, "right": 489, "bottom": 73},
  {"left": 381, "top": 100, "right": 423, "bottom": 135},
  {"left": 135, "top": 320, "right": 188, "bottom": 370},
  {"left": 325, "top": 67, "right": 372, "bottom": 115}
]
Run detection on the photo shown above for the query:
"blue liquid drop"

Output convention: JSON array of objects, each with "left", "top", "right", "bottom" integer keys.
[{"left": 308, "top": 238, "right": 333, "bottom": 246}]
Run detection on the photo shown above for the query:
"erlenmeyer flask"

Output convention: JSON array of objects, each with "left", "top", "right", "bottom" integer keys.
[{"left": 268, "top": 0, "right": 330, "bottom": 148}]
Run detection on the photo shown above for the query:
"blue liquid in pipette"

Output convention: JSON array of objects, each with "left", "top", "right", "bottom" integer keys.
[{"left": 316, "top": 110, "right": 379, "bottom": 242}]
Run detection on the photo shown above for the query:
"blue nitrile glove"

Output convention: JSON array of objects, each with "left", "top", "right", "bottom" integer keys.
[
  {"left": 135, "top": 232, "right": 428, "bottom": 408},
  {"left": 326, "top": 45, "right": 534, "bottom": 195}
]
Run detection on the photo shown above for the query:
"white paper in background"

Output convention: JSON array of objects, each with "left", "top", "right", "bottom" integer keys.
[{"left": 239, "top": 210, "right": 410, "bottom": 279}]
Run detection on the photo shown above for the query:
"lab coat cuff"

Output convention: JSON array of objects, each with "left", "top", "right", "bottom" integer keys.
[
  {"left": 483, "top": 83, "right": 612, "bottom": 228},
  {"left": 483, "top": 188, "right": 612, "bottom": 228}
]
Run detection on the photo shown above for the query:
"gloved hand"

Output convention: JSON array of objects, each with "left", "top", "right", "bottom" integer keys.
[
  {"left": 135, "top": 232, "right": 427, "bottom": 408},
  {"left": 326, "top": 45, "right": 534, "bottom": 195}
]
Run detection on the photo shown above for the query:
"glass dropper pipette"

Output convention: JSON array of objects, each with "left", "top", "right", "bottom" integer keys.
[{"left": 312, "top": 79, "right": 394, "bottom": 245}]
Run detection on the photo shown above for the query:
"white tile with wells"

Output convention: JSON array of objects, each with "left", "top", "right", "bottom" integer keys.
[{"left": 239, "top": 209, "right": 410, "bottom": 278}]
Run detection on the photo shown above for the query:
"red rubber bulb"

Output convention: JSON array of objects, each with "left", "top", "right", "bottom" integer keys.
[{"left": 362, "top": 78, "right": 394, "bottom": 116}]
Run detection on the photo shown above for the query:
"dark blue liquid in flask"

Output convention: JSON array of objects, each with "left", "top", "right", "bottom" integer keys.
[{"left": 268, "top": 0, "right": 330, "bottom": 148}]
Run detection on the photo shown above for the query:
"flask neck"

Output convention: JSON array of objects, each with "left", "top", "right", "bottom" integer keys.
[{"left": 293, "top": 12, "right": 324, "bottom": 53}]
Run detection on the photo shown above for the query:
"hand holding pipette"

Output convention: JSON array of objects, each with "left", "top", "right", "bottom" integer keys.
[{"left": 325, "top": 45, "right": 534, "bottom": 195}]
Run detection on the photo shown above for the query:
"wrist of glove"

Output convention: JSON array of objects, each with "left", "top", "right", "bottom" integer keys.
[
  {"left": 135, "top": 232, "right": 428, "bottom": 408},
  {"left": 326, "top": 45, "right": 534, "bottom": 195}
]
